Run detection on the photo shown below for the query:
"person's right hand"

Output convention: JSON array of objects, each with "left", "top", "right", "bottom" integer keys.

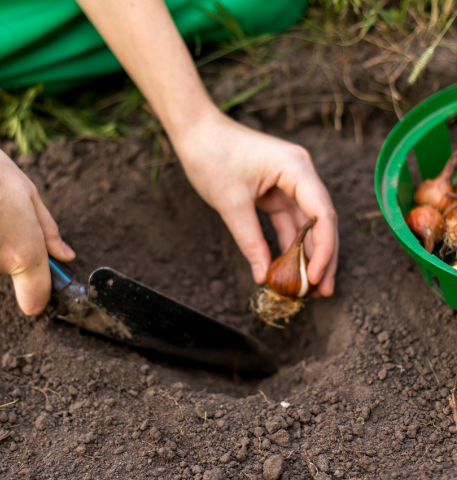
[
  {"left": 0, "top": 150, "right": 75, "bottom": 315},
  {"left": 174, "top": 111, "right": 338, "bottom": 297}
]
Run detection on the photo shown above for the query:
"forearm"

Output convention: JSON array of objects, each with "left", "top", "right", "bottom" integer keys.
[
  {"left": 75, "top": 0, "right": 338, "bottom": 294},
  {"left": 76, "top": 0, "right": 218, "bottom": 139}
]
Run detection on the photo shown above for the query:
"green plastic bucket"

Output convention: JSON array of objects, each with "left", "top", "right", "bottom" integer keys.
[{"left": 375, "top": 83, "right": 457, "bottom": 309}]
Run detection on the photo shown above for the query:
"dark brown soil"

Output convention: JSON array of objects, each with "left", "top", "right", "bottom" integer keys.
[{"left": 2, "top": 42, "right": 457, "bottom": 480}]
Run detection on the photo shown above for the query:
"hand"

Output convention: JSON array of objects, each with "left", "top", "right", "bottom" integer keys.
[
  {"left": 0, "top": 150, "right": 75, "bottom": 315},
  {"left": 173, "top": 110, "right": 338, "bottom": 297},
  {"left": 72, "top": 0, "right": 337, "bottom": 295}
]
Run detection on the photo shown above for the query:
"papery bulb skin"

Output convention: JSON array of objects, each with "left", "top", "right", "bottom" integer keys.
[
  {"left": 267, "top": 245, "right": 306, "bottom": 297},
  {"left": 440, "top": 202, "right": 457, "bottom": 251},
  {"left": 444, "top": 202, "right": 457, "bottom": 221},
  {"left": 266, "top": 217, "right": 317, "bottom": 298},
  {"left": 405, "top": 205, "right": 445, "bottom": 253},
  {"left": 445, "top": 218, "right": 457, "bottom": 251},
  {"left": 414, "top": 153, "right": 457, "bottom": 212}
]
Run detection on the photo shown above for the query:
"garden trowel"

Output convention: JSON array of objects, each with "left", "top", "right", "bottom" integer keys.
[{"left": 49, "top": 258, "right": 277, "bottom": 376}]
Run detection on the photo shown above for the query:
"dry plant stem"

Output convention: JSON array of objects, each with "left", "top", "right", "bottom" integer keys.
[
  {"left": 0, "top": 399, "right": 19, "bottom": 409},
  {"left": 428, "top": 0, "right": 439, "bottom": 38},
  {"left": 250, "top": 286, "right": 304, "bottom": 327},
  {"left": 380, "top": 59, "right": 410, "bottom": 120},
  {"left": 321, "top": 65, "right": 344, "bottom": 131},
  {"left": 408, "top": 6, "right": 427, "bottom": 31},
  {"left": 258, "top": 390, "right": 270, "bottom": 403},
  {"left": 282, "top": 61, "right": 295, "bottom": 132},
  {"left": 348, "top": 104, "right": 363, "bottom": 145},
  {"left": 408, "top": 11, "right": 457, "bottom": 85},
  {"left": 165, "top": 394, "right": 184, "bottom": 422},
  {"left": 448, "top": 378, "right": 457, "bottom": 427},
  {"left": 442, "top": 201, "right": 457, "bottom": 218},
  {"left": 31, "top": 386, "right": 49, "bottom": 404},
  {"left": 363, "top": 51, "right": 395, "bottom": 69},
  {"left": 343, "top": 64, "right": 386, "bottom": 103},
  {"left": 389, "top": 75, "right": 404, "bottom": 120},
  {"left": 304, "top": 451, "right": 320, "bottom": 480},
  {"left": 443, "top": 0, "right": 455, "bottom": 19}
]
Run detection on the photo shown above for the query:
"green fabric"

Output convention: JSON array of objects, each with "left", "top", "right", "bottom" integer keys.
[{"left": 0, "top": 0, "right": 307, "bottom": 93}]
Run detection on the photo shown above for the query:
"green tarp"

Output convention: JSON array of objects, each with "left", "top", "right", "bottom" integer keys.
[{"left": 0, "top": 0, "right": 308, "bottom": 92}]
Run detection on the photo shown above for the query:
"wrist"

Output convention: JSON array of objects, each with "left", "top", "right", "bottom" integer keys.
[{"left": 164, "top": 101, "right": 225, "bottom": 161}]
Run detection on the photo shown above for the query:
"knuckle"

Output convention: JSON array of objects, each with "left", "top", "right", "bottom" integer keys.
[
  {"left": 28, "top": 181, "right": 39, "bottom": 198},
  {"left": 287, "top": 144, "right": 311, "bottom": 163},
  {"left": 226, "top": 195, "right": 245, "bottom": 211},
  {"left": 2, "top": 245, "right": 41, "bottom": 276},
  {"left": 238, "top": 236, "right": 258, "bottom": 254},
  {"left": 44, "top": 221, "right": 60, "bottom": 242},
  {"left": 323, "top": 208, "right": 337, "bottom": 223},
  {"left": 314, "top": 204, "right": 338, "bottom": 225},
  {"left": 218, "top": 192, "right": 246, "bottom": 216}
]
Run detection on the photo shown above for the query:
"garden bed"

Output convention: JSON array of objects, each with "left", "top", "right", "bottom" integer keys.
[{"left": 1, "top": 37, "right": 457, "bottom": 480}]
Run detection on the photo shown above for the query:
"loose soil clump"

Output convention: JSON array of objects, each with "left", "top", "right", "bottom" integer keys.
[{"left": 2, "top": 48, "right": 457, "bottom": 480}]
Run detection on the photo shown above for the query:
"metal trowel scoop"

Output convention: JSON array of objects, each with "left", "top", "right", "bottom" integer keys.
[{"left": 49, "top": 258, "right": 277, "bottom": 376}]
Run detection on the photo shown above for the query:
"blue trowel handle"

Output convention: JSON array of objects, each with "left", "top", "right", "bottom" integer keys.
[
  {"left": 49, "top": 257, "right": 89, "bottom": 315},
  {"left": 49, "top": 256, "right": 76, "bottom": 293}
]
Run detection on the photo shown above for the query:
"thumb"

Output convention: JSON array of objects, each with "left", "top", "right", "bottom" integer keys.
[
  {"left": 32, "top": 195, "right": 75, "bottom": 262},
  {"left": 219, "top": 198, "right": 271, "bottom": 283},
  {"left": 11, "top": 246, "right": 52, "bottom": 316},
  {"left": 11, "top": 196, "right": 75, "bottom": 316}
]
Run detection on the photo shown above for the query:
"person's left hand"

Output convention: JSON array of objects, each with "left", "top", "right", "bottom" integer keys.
[{"left": 173, "top": 109, "right": 338, "bottom": 297}]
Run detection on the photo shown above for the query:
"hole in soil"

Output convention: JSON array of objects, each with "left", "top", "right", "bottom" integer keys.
[
  {"left": 48, "top": 273, "right": 348, "bottom": 400},
  {"left": 32, "top": 142, "right": 351, "bottom": 402},
  {"left": 69, "top": 293, "right": 348, "bottom": 400}
]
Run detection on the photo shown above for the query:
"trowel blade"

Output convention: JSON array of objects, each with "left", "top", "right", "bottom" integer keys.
[{"left": 87, "top": 267, "right": 277, "bottom": 376}]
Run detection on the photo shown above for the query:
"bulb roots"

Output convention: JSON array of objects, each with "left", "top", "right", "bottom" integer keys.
[
  {"left": 250, "top": 286, "right": 304, "bottom": 328},
  {"left": 445, "top": 218, "right": 457, "bottom": 251}
]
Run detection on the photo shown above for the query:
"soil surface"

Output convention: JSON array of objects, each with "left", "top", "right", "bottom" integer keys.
[{"left": 2, "top": 43, "right": 457, "bottom": 480}]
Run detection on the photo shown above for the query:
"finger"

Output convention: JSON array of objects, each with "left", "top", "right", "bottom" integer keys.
[
  {"left": 291, "top": 207, "right": 307, "bottom": 231},
  {"left": 268, "top": 206, "right": 308, "bottom": 253},
  {"left": 256, "top": 187, "right": 296, "bottom": 213},
  {"left": 10, "top": 242, "right": 52, "bottom": 316},
  {"left": 304, "top": 224, "right": 336, "bottom": 296},
  {"left": 256, "top": 187, "right": 307, "bottom": 252},
  {"left": 294, "top": 177, "right": 337, "bottom": 286},
  {"left": 32, "top": 193, "right": 75, "bottom": 262},
  {"left": 269, "top": 211, "right": 297, "bottom": 253},
  {"left": 307, "top": 213, "right": 337, "bottom": 286},
  {"left": 219, "top": 197, "right": 271, "bottom": 283},
  {"left": 317, "top": 230, "right": 339, "bottom": 297}
]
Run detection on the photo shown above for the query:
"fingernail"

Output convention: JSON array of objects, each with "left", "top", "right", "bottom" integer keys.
[
  {"left": 252, "top": 263, "right": 266, "bottom": 283},
  {"left": 62, "top": 242, "right": 76, "bottom": 258}
]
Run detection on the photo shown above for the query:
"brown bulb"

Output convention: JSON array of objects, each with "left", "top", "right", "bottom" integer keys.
[
  {"left": 266, "top": 217, "right": 317, "bottom": 298},
  {"left": 443, "top": 201, "right": 457, "bottom": 221},
  {"left": 414, "top": 152, "right": 457, "bottom": 212},
  {"left": 405, "top": 205, "right": 445, "bottom": 253}
]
